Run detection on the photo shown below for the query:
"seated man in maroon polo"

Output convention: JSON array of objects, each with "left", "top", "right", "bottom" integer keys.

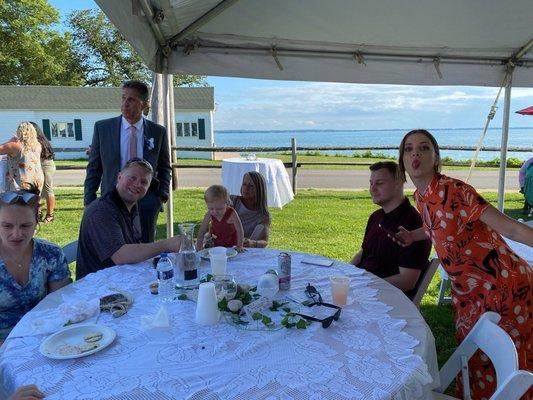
[{"left": 351, "top": 161, "right": 431, "bottom": 300}]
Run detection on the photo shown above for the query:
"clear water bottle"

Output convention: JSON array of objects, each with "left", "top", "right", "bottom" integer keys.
[{"left": 157, "top": 253, "right": 175, "bottom": 302}]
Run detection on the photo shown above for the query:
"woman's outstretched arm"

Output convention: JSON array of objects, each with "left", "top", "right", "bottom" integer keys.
[{"left": 480, "top": 205, "right": 533, "bottom": 246}]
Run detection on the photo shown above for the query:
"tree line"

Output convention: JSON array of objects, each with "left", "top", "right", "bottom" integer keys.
[{"left": 0, "top": 0, "right": 205, "bottom": 87}]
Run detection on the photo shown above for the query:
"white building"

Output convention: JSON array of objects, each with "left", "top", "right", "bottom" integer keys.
[{"left": 0, "top": 85, "right": 215, "bottom": 160}]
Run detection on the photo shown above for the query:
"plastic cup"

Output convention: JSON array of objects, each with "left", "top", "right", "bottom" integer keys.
[
  {"left": 210, "top": 254, "right": 227, "bottom": 275},
  {"left": 195, "top": 282, "right": 220, "bottom": 325},
  {"left": 208, "top": 247, "right": 227, "bottom": 256},
  {"left": 209, "top": 247, "right": 228, "bottom": 275},
  {"left": 330, "top": 275, "right": 350, "bottom": 305}
]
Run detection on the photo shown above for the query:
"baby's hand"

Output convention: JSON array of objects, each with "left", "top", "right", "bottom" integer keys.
[
  {"left": 235, "top": 246, "right": 246, "bottom": 253},
  {"left": 203, "top": 233, "right": 217, "bottom": 248}
]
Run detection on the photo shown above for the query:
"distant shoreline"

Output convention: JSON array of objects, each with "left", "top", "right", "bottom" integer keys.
[{"left": 216, "top": 127, "right": 532, "bottom": 133}]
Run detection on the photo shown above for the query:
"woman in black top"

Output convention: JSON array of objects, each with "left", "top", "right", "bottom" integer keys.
[{"left": 30, "top": 122, "right": 56, "bottom": 223}]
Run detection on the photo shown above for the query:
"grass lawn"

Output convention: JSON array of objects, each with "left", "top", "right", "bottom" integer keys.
[
  {"left": 36, "top": 188, "right": 528, "bottom": 368},
  {"left": 55, "top": 154, "right": 519, "bottom": 171}
]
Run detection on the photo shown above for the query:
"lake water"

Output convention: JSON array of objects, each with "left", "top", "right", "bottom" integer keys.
[{"left": 215, "top": 127, "right": 532, "bottom": 161}]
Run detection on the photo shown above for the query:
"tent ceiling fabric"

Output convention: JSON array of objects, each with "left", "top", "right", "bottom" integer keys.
[{"left": 96, "top": 0, "right": 533, "bottom": 86}]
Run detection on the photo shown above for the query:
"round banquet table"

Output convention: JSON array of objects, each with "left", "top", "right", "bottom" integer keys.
[
  {"left": 0, "top": 249, "right": 439, "bottom": 400},
  {"left": 221, "top": 157, "right": 294, "bottom": 208}
]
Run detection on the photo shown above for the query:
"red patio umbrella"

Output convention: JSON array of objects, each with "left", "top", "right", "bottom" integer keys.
[{"left": 515, "top": 106, "right": 533, "bottom": 115}]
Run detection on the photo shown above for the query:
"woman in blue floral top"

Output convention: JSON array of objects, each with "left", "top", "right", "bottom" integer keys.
[{"left": 0, "top": 188, "right": 71, "bottom": 341}]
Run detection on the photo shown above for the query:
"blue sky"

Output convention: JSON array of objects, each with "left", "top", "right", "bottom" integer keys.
[{"left": 50, "top": 0, "right": 533, "bottom": 132}]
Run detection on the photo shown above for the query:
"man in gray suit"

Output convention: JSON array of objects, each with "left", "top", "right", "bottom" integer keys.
[{"left": 84, "top": 80, "right": 171, "bottom": 243}]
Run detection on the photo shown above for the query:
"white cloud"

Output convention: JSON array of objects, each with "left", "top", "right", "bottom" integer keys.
[{"left": 212, "top": 79, "right": 533, "bottom": 130}]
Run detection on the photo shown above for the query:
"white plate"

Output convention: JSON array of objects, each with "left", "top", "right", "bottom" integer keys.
[
  {"left": 199, "top": 247, "right": 238, "bottom": 260},
  {"left": 39, "top": 324, "right": 116, "bottom": 360}
]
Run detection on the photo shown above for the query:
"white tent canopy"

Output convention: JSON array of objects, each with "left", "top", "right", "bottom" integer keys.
[
  {"left": 95, "top": 0, "right": 533, "bottom": 234},
  {"left": 96, "top": 0, "right": 533, "bottom": 86}
]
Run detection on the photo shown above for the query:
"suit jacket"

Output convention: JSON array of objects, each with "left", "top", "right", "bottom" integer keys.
[{"left": 84, "top": 115, "right": 171, "bottom": 205}]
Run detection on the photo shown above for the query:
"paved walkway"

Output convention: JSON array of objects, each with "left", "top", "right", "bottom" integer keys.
[{"left": 56, "top": 168, "right": 520, "bottom": 191}]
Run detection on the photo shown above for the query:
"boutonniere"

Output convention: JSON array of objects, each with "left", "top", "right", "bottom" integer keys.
[{"left": 145, "top": 137, "right": 155, "bottom": 151}]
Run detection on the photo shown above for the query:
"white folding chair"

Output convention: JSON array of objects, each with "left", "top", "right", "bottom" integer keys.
[
  {"left": 412, "top": 257, "right": 440, "bottom": 308},
  {"left": 432, "top": 312, "right": 533, "bottom": 400},
  {"left": 62, "top": 240, "right": 78, "bottom": 265},
  {"left": 437, "top": 265, "right": 452, "bottom": 305}
]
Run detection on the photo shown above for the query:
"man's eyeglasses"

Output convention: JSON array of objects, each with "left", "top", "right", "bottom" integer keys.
[
  {"left": 0, "top": 191, "right": 38, "bottom": 206},
  {"left": 296, "top": 283, "right": 341, "bottom": 328}
]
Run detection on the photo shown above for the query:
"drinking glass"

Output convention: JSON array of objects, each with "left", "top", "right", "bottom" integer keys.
[
  {"left": 330, "top": 276, "right": 350, "bottom": 305},
  {"left": 209, "top": 247, "right": 228, "bottom": 275},
  {"left": 213, "top": 275, "right": 237, "bottom": 301},
  {"left": 257, "top": 272, "right": 279, "bottom": 298}
]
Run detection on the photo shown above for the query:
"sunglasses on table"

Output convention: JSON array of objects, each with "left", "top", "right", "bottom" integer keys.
[
  {"left": 293, "top": 283, "right": 342, "bottom": 328},
  {"left": 0, "top": 191, "right": 38, "bottom": 206}
]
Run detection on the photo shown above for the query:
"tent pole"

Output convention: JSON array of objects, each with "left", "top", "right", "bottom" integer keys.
[
  {"left": 169, "top": 79, "right": 178, "bottom": 190},
  {"left": 151, "top": 73, "right": 164, "bottom": 125},
  {"left": 497, "top": 72, "right": 513, "bottom": 211},
  {"left": 162, "top": 58, "right": 175, "bottom": 238}
]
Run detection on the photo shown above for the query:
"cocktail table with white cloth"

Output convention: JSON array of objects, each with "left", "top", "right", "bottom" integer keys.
[
  {"left": 222, "top": 157, "right": 294, "bottom": 208},
  {"left": 0, "top": 249, "right": 439, "bottom": 400}
]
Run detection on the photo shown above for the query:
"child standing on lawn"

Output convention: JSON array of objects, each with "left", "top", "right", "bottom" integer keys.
[{"left": 197, "top": 185, "right": 244, "bottom": 251}]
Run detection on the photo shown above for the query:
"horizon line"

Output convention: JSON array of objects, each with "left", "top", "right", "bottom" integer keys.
[{"left": 216, "top": 126, "right": 532, "bottom": 133}]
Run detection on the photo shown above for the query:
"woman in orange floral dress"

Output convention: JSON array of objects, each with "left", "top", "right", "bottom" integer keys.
[
  {"left": 0, "top": 122, "right": 44, "bottom": 194},
  {"left": 397, "top": 129, "right": 532, "bottom": 399}
]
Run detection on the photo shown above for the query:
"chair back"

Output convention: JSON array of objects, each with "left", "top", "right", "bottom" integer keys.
[
  {"left": 437, "top": 265, "right": 452, "bottom": 305},
  {"left": 411, "top": 257, "right": 440, "bottom": 308},
  {"left": 435, "top": 312, "right": 532, "bottom": 399},
  {"left": 62, "top": 240, "right": 78, "bottom": 265}
]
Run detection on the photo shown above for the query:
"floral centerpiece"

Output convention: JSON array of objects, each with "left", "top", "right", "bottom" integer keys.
[{"left": 178, "top": 274, "right": 310, "bottom": 330}]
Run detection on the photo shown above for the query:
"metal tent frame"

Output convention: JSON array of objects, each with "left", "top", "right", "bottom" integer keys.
[{"left": 95, "top": 0, "right": 533, "bottom": 236}]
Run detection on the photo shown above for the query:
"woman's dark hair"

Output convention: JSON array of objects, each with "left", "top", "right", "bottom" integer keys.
[
  {"left": 398, "top": 129, "right": 441, "bottom": 182},
  {"left": 245, "top": 171, "right": 269, "bottom": 215},
  {"left": 30, "top": 122, "right": 54, "bottom": 161}
]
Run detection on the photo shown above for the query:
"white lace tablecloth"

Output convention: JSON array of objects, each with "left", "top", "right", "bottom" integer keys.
[
  {"left": 0, "top": 249, "right": 439, "bottom": 399},
  {"left": 222, "top": 158, "right": 294, "bottom": 208}
]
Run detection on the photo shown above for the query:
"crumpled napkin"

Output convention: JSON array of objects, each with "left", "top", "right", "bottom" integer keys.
[
  {"left": 59, "top": 299, "right": 100, "bottom": 325},
  {"left": 6, "top": 299, "right": 100, "bottom": 340},
  {"left": 141, "top": 305, "right": 170, "bottom": 329}
]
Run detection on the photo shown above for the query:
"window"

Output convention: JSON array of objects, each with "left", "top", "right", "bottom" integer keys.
[
  {"left": 51, "top": 122, "right": 74, "bottom": 139},
  {"left": 176, "top": 122, "right": 199, "bottom": 139}
]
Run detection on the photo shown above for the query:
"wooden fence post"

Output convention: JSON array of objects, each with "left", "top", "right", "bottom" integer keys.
[{"left": 291, "top": 137, "right": 297, "bottom": 194}]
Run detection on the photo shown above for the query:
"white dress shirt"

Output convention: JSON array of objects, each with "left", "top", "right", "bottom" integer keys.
[{"left": 120, "top": 116, "right": 144, "bottom": 168}]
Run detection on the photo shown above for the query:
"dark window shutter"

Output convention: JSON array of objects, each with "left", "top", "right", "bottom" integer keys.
[
  {"left": 42, "top": 119, "right": 51, "bottom": 140},
  {"left": 198, "top": 118, "right": 205, "bottom": 140},
  {"left": 74, "top": 119, "right": 82, "bottom": 141}
]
